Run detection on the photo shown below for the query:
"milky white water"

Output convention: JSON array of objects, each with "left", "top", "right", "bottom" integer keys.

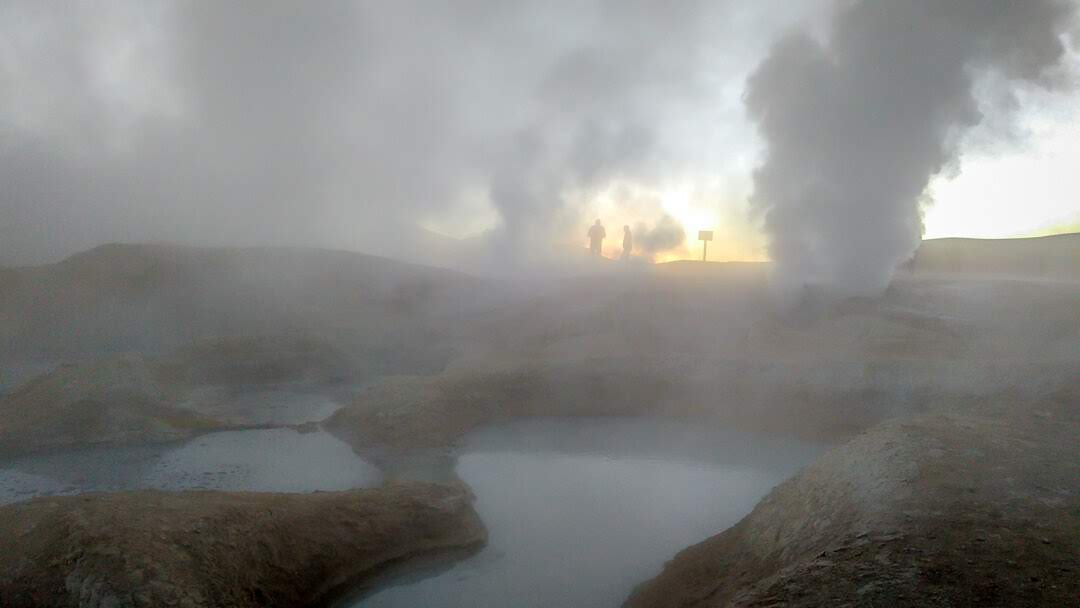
[
  {"left": 355, "top": 417, "right": 823, "bottom": 608},
  {"left": 0, "top": 427, "right": 381, "bottom": 505}
]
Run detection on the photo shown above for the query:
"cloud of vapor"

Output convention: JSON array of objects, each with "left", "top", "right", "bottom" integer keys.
[
  {"left": 0, "top": 0, "right": 825, "bottom": 270},
  {"left": 745, "top": 0, "right": 1078, "bottom": 297},
  {"left": 634, "top": 215, "right": 687, "bottom": 259},
  {"left": 485, "top": 2, "right": 702, "bottom": 264}
]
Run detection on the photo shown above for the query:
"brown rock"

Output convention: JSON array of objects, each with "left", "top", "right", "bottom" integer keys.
[
  {"left": 624, "top": 413, "right": 1080, "bottom": 607},
  {"left": 0, "top": 355, "right": 221, "bottom": 457},
  {"left": 0, "top": 484, "right": 486, "bottom": 608}
]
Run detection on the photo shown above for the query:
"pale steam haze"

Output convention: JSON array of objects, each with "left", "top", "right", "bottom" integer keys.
[
  {"left": 3, "top": 3, "right": 1080, "bottom": 606},
  {"left": 746, "top": 0, "right": 1078, "bottom": 296},
  {"left": 1, "top": 0, "right": 1078, "bottom": 285}
]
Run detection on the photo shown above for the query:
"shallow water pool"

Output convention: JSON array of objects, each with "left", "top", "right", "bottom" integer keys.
[
  {"left": 0, "top": 428, "right": 381, "bottom": 505},
  {"left": 357, "top": 417, "right": 823, "bottom": 608}
]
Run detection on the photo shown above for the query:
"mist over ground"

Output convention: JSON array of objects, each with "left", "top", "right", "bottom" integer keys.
[
  {"left": 747, "top": 0, "right": 1077, "bottom": 296},
  {"left": 1, "top": 2, "right": 1080, "bottom": 607},
  {"left": 0, "top": 0, "right": 818, "bottom": 271},
  {"left": 3, "top": 0, "right": 1076, "bottom": 287}
]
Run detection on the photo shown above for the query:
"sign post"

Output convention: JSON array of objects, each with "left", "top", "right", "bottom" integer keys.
[{"left": 698, "top": 230, "right": 713, "bottom": 262}]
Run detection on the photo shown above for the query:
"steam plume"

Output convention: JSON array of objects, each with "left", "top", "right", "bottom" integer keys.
[
  {"left": 746, "top": 0, "right": 1076, "bottom": 296},
  {"left": 635, "top": 215, "right": 687, "bottom": 259}
]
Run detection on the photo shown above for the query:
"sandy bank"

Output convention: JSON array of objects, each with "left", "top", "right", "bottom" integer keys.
[
  {"left": 0, "top": 483, "right": 485, "bottom": 608},
  {"left": 624, "top": 407, "right": 1080, "bottom": 607}
]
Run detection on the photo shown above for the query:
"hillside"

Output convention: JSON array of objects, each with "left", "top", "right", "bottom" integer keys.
[
  {"left": 0, "top": 243, "right": 483, "bottom": 362},
  {"left": 908, "top": 232, "right": 1080, "bottom": 279}
]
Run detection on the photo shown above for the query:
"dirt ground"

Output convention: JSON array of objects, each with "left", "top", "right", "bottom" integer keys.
[{"left": 0, "top": 483, "right": 485, "bottom": 608}]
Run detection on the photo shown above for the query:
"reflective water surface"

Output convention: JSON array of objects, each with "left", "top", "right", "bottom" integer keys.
[
  {"left": 358, "top": 417, "right": 823, "bottom": 608},
  {"left": 0, "top": 428, "right": 381, "bottom": 504}
]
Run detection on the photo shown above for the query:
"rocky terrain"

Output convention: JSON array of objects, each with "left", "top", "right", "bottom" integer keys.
[
  {"left": 154, "top": 333, "right": 358, "bottom": 388},
  {"left": 1, "top": 240, "right": 1078, "bottom": 605},
  {"left": 0, "top": 483, "right": 485, "bottom": 608},
  {"left": 0, "top": 333, "right": 368, "bottom": 457},
  {"left": 325, "top": 271, "right": 1080, "bottom": 458},
  {"left": 0, "top": 355, "right": 222, "bottom": 457},
  {"left": 624, "top": 407, "right": 1080, "bottom": 607},
  {"left": 317, "top": 253, "right": 1080, "bottom": 604}
]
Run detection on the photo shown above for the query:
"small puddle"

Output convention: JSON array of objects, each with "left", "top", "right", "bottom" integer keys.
[
  {"left": 357, "top": 417, "right": 823, "bottom": 608},
  {"left": 0, "top": 428, "right": 381, "bottom": 504}
]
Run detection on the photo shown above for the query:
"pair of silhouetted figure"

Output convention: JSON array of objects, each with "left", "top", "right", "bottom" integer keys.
[{"left": 588, "top": 220, "right": 632, "bottom": 260}]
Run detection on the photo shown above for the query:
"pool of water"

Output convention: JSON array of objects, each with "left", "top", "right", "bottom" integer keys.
[
  {"left": 356, "top": 417, "right": 823, "bottom": 608},
  {"left": 0, "top": 428, "right": 381, "bottom": 505}
]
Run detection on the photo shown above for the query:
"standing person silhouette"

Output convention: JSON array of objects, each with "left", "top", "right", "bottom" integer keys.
[
  {"left": 587, "top": 219, "right": 606, "bottom": 256},
  {"left": 621, "top": 225, "right": 633, "bottom": 261}
]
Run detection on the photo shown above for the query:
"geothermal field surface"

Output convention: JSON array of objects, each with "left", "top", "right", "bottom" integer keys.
[{"left": 0, "top": 241, "right": 1077, "bottom": 607}]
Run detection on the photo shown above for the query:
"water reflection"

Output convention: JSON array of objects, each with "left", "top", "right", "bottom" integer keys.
[
  {"left": 360, "top": 417, "right": 822, "bottom": 608},
  {"left": 0, "top": 428, "right": 380, "bottom": 504}
]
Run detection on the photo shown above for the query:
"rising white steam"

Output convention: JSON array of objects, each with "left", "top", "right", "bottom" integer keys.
[{"left": 746, "top": 0, "right": 1077, "bottom": 296}]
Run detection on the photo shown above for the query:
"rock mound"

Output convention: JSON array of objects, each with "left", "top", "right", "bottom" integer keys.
[
  {"left": 154, "top": 333, "right": 356, "bottom": 388},
  {"left": 0, "top": 332, "right": 372, "bottom": 456},
  {"left": 624, "top": 412, "right": 1080, "bottom": 607},
  {"left": 0, "top": 355, "right": 219, "bottom": 457},
  {"left": 0, "top": 483, "right": 485, "bottom": 608},
  {"left": 324, "top": 357, "right": 689, "bottom": 455}
]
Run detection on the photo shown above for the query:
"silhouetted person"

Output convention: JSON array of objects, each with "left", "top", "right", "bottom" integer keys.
[
  {"left": 588, "top": 219, "right": 606, "bottom": 256},
  {"left": 622, "top": 225, "right": 633, "bottom": 260}
]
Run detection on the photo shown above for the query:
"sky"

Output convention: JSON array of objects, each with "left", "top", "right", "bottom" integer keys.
[
  {"left": 0, "top": 0, "right": 1077, "bottom": 271},
  {"left": 924, "top": 90, "right": 1080, "bottom": 240}
]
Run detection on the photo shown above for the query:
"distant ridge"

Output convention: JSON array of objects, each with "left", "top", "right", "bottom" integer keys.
[
  {"left": 0, "top": 243, "right": 483, "bottom": 358},
  {"left": 55, "top": 242, "right": 474, "bottom": 279},
  {"left": 910, "top": 232, "right": 1080, "bottom": 279},
  {"left": 925, "top": 232, "right": 1080, "bottom": 242},
  {"left": 654, "top": 233, "right": 1080, "bottom": 281}
]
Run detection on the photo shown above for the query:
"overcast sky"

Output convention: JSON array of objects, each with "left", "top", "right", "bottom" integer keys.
[{"left": 1, "top": 0, "right": 1077, "bottom": 269}]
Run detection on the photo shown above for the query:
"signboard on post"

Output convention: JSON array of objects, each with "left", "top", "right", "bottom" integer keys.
[{"left": 698, "top": 231, "right": 713, "bottom": 262}]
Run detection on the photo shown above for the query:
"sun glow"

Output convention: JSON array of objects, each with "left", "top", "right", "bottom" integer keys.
[
  {"left": 659, "top": 186, "right": 715, "bottom": 239},
  {"left": 585, "top": 179, "right": 767, "bottom": 263}
]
